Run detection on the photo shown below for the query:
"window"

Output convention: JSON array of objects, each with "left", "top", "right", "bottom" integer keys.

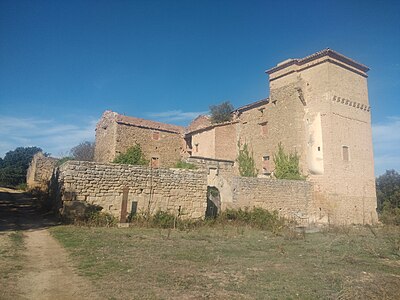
[
  {"left": 152, "top": 131, "right": 160, "bottom": 140},
  {"left": 151, "top": 157, "right": 159, "bottom": 168},
  {"left": 342, "top": 146, "right": 349, "bottom": 161},
  {"left": 260, "top": 122, "right": 268, "bottom": 136},
  {"left": 262, "top": 155, "right": 270, "bottom": 174}
]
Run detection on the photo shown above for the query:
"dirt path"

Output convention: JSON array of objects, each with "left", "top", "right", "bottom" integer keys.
[{"left": 0, "top": 188, "right": 100, "bottom": 300}]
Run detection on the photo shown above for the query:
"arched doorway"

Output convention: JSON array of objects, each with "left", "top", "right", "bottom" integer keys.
[{"left": 206, "top": 186, "right": 220, "bottom": 218}]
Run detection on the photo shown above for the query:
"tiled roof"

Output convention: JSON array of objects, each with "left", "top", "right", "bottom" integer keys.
[
  {"left": 266, "top": 48, "right": 370, "bottom": 75},
  {"left": 115, "top": 114, "right": 184, "bottom": 134}
]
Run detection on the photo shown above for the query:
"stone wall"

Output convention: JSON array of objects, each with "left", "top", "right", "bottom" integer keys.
[
  {"left": 115, "top": 123, "right": 183, "bottom": 168},
  {"left": 56, "top": 161, "right": 208, "bottom": 220},
  {"left": 26, "top": 152, "right": 59, "bottom": 191},
  {"left": 94, "top": 111, "right": 118, "bottom": 162},
  {"left": 228, "top": 177, "right": 315, "bottom": 224}
]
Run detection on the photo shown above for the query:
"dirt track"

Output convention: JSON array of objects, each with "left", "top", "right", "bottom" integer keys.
[{"left": 0, "top": 188, "right": 99, "bottom": 300}]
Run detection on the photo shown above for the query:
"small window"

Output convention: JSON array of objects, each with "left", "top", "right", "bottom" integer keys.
[
  {"left": 317, "top": 146, "right": 321, "bottom": 151},
  {"left": 151, "top": 157, "right": 159, "bottom": 168},
  {"left": 342, "top": 146, "right": 349, "bottom": 161},
  {"left": 195, "top": 143, "right": 199, "bottom": 152},
  {"left": 152, "top": 131, "right": 160, "bottom": 140},
  {"left": 260, "top": 122, "right": 268, "bottom": 136},
  {"left": 262, "top": 155, "right": 270, "bottom": 174}
]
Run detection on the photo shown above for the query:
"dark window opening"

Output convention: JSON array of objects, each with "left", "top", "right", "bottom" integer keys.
[{"left": 342, "top": 146, "right": 349, "bottom": 161}]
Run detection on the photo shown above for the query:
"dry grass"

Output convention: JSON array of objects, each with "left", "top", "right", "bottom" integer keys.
[
  {"left": 0, "top": 231, "right": 25, "bottom": 299},
  {"left": 50, "top": 225, "right": 400, "bottom": 300}
]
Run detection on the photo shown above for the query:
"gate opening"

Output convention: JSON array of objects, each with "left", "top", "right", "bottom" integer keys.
[{"left": 206, "top": 186, "right": 220, "bottom": 218}]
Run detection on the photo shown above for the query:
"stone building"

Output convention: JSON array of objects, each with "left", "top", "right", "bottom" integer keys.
[
  {"left": 93, "top": 49, "right": 378, "bottom": 224},
  {"left": 94, "top": 110, "right": 185, "bottom": 168}
]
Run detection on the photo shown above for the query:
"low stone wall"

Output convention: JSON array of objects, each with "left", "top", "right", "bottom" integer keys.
[
  {"left": 228, "top": 177, "right": 315, "bottom": 224},
  {"left": 27, "top": 152, "right": 59, "bottom": 191},
  {"left": 55, "top": 161, "right": 208, "bottom": 220}
]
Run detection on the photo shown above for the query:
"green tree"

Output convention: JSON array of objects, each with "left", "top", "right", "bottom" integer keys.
[
  {"left": 237, "top": 142, "right": 257, "bottom": 177},
  {"left": 376, "top": 170, "right": 400, "bottom": 225},
  {"left": 376, "top": 170, "right": 400, "bottom": 212},
  {"left": 0, "top": 146, "right": 42, "bottom": 187},
  {"left": 70, "top": 141, "right": 95, "bottom": 161},
  {"left": 113, "top": 144, "right": 149, "bottom": 165},
  {"left": 273, "top": 143, "right": 305, "bottom": 180},
  {"left": 209, "top": 101, "right": 234, "bottom": 124}
]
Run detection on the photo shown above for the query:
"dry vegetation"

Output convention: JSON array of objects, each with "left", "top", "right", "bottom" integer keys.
[
  {"left": 0, "top": 231, "right": 25, "bottom": 299},
  {"left": 50, "top": 224, "right": 400, "bottom": 300}
]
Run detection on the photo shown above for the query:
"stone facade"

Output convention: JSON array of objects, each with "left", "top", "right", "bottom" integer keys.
[
  {"left": 94, "top": 111, "right": 185, "bottom": 167},
  {"left": 55, "top": 161, "right": 208, "bottom": 220},
  {"left": 88, "top": 48, "right": 378, "bottom": 225},
  {"left": 26, "top": 152, "right": 59, "bottom": 191}
]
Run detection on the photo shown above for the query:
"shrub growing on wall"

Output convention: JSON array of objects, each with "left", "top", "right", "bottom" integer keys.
[
  {"left": 113, "top": 144, "right": 149, "bottom": 165},
  {"left": 273, "top": 143, "right": 305, "bottom": 180},
  {"left": 209, "top": 101, "right": 234, "bottom": 124},
  {"left": 237, "top": 142, "right": 257, "bottom": 177}
]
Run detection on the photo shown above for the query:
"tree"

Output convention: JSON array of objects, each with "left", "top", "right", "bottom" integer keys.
[
  {"left": 209, "top": 101, "right": 234, "bottom": 124},
  {"left": 376, "top": 170, "right": 400, "bottom": 225},
  {"left": 113, "top": 144, "right": 149, "bottom": 165},
  {"left": 0, "top": 146, "right": 42, "bottom": 187},
  {"left": 237, "top": 142, "right": 257, "bottom": 177},
  {"left": 376, "top": 170, "right": 400, "bottom": 211},
  {"left": 273, "top": 143, "right": 305, "bottom": 180},
  {"left": 70, "top": 141, "right": 95, "bottom": 161}
]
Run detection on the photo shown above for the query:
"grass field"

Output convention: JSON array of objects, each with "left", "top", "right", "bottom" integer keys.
[
  {"left": 0, "top": 231, "right": 25, "bottom": 299},
  {"left": 50, "top": 225, "right": 400, "bottom": 300}
]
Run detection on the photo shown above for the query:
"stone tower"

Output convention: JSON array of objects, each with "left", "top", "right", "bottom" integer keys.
[{"left": 266, "top": 49, "right": 378, "bottom": 224}]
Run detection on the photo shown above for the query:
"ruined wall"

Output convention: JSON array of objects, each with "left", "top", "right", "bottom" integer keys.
[
  {"left": 56, "top": 161, "right": 208, "bottom": 219},
  {"left": 228, "top": 177, "right": 315, "bottom": 223},
  {"left": 94, "top": 111, "right": 118, "bottom": 162},
  {"left": 115, "top": 124, "right": 184, "bottom": 168},
  {"left": 26, "top": 152, "right": 59, "bottom": 190}
]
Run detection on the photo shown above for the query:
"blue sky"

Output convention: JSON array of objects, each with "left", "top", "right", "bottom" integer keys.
[{"left": 0, "top": 0, "right": 399, "bottom": 175}]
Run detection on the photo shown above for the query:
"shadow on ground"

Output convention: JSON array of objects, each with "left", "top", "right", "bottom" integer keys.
[{"left": 0, "top": 188, "right": 59, "bottom": 232}]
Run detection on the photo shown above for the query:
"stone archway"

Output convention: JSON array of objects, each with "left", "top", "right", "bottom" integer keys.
[{"left": 206, "top": 186, "right": 220, "bottom": 218}]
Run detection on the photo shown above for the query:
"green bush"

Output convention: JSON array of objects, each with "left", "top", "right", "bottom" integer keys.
[
  {"left": 152, "top": 210, "right": 176, "bottom": 228},
  {"left": 15, "top": 183, "right": 27, "bottom": 191},
  {"left": 273, "top": 143, "right": 305, "bottom": 180},
  {"left": 174, "top": 161, "right": 197, "bottom": 169},
  {"left": 380, "top": 202, "right": 400, "bottom": 225},
  {"left": 86, "top": 211, "right": 117, "bottom": 227},
  {"left": 219, "top": 207, "right": 285, "bottom": 232},
  {"left": 56, "top": 156, "right": 74, "bottom": 166},
  {"left": 237, "top": 142, "right": 257, "bottom": 177},
  {"left": 113, "top": 144, "right": 149, "bottom": 165}
]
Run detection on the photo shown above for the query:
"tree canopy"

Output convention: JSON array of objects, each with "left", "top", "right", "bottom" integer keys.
[
  {"left": 376, "top": 170, "right": 400, "bottom": 225},
  {"left": 70, "top": 141, "right": 95, "bottom": 161},
  {"left": 209, "top": 101, "right": 234, "bottom": 124},
  {"left": 0, "top": 146, "right": 42, "bottom": 187}
]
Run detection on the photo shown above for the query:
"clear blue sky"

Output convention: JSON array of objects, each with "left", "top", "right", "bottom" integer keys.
[{"left": 0, "top": 0, "right": 399, "bottom": 175}]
